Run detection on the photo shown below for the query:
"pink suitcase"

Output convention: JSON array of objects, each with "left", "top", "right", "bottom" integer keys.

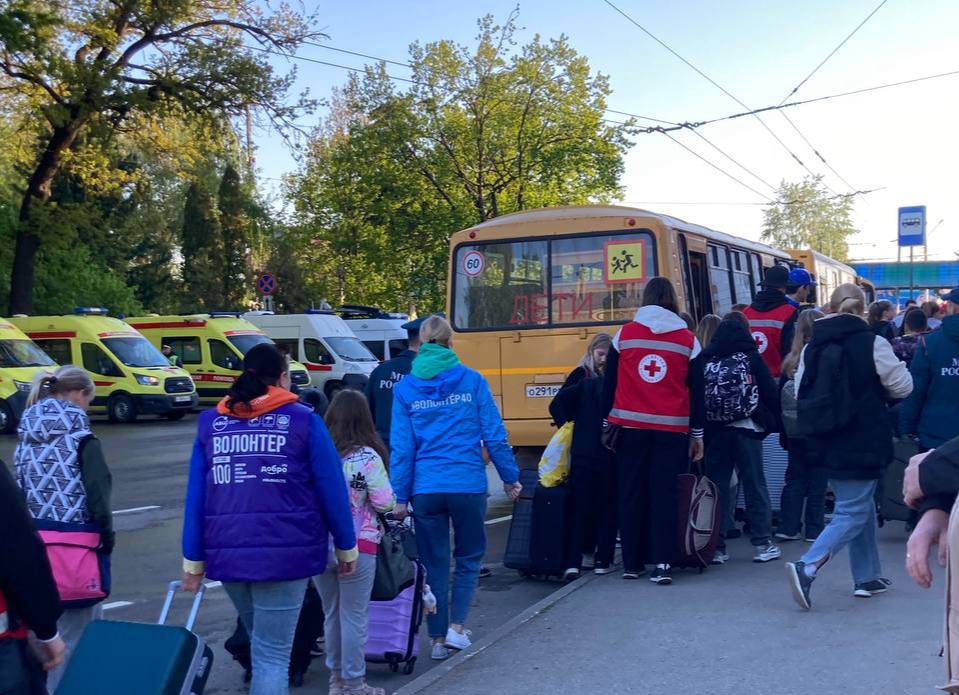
[{"left": 365, "top": 559, "right": 424, "bottom": 675}]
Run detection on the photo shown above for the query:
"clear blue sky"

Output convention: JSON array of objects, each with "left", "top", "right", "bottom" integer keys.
[{"left": 252, "top": 0, "right": 959, "bottom": 261}]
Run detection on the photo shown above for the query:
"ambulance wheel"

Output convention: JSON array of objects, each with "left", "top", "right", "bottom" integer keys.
[
  {"left": 166, "top": 410, "right": 187, "bottom": 421},
  {"left": 0, "top": 400, "right": 13, "bottom": 434},
  {"left": 324, "top": 382, "right": 343, "bottom": 400},
  {"left": 107, "top": 394, "right": 137, "bottom": 423}
]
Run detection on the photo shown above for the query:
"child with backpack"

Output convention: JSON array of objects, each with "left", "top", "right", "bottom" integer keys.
[
  {"left": 702, "top": 316, "right": 782, "bottom": 565},
  {"left": 776, "top": 309, "right": 827, "bottom": 543},
  {"left": 786, "top": 284, "right": 913, "bottom": 610}
]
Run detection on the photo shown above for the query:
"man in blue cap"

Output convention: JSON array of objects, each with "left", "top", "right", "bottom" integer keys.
[
  {"left": 786, "top": 267, "right": 817, "bottom": 309},
  {"left": 365, "top": 315, "right": 426, "bottom": 447}
]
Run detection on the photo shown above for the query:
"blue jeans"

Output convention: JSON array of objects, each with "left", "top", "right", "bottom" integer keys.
[
  {"left": 802, "top": 479, "right": 881, "bottom": 584},
  {"left": 314, "top": 553, "right": 377, "bottom": 682},
  {"left": 224, "top": 579, "right": 308, "bottom": 695},
  {"left": 413, "top": 492, "right": 486, "bottom": 639},
  {"left": 706, "top": 429, "right": 772, "bottom": 548}
]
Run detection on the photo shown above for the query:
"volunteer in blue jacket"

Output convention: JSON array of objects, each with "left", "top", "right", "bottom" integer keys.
[
  {"left": 181, "top": 344, "right": 357, "bottom": 695},
  {"left": 900, "top": 287, "right": 959, "bottom": 451},
  {"left": 390, "top": 316, "right": 521, "bottom": 661}
]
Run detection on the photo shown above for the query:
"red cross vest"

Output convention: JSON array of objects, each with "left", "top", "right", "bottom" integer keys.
[
  {"left": 609, "top": 321, "right": 696, "bottom": 433},
  {"left": 0, "top": 589, "right": 28, "bottom": 640},
  {"left": 743, "top": 303, "right": 796, "bottom": 378}
]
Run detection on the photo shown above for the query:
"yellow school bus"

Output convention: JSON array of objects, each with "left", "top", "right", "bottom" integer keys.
[
  {"left": 446, "top": 205, "right": 792, "bottom": 461},
  {"left": 786, "top": 249, "right": 875, "bottom": 306}
]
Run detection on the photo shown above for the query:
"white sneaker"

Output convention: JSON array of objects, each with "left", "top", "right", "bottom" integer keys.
[
  {"left": 444, "top": 628, "right": 472, "bottom": 651},
  {"left": 753, "top": 543, "right": 782, "bottom": 563},
  {"left": 563, "top": 567, "right": 580, "bottom": 581},
  {"left": 711, "top": 550, "right": 729, "bottom": 565},
  {"left": 430, "top": 642, "right": 450, "bottom": 660}
]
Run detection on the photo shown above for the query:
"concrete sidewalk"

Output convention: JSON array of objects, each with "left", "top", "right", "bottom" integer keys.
[{"left": 405, "top": 525, "right": 945, "bottom": 695}]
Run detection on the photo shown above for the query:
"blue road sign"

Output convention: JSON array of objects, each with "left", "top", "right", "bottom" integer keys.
[
  {"left": 257, "top": 272, "right": 277, "bottom": 296},
  {"left": 898, "top": 205, "right": 926, "bottom": 247}
]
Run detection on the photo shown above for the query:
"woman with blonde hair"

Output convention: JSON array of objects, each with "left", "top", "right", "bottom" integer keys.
[
  {"left": 776, "top": 309, "right": 827, "bottom": 543},
  {"left": 785, "top": 285, "right": 913, "bottom": 610},
  {"left": 564, "top": 333, "right": 612, "bottom": 387},
  {"left": 14, "top": 366, "right": 113, "bottom": 691},
  {"left": 695, "top": 314, "right": 722, "bottom": 351},
  {"left": 390, "top": 316, "right": 520, "bottom": 659}
]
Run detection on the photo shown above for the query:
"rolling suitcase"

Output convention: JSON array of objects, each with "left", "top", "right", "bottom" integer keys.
[
  {"left": 879, "top": 437, "right": 920, "bottom": 524},
  {"left": 503, "top": 468, "right": 540, "bottom": 572},
  {"left": 674, "top": 465, "right": 722, "bottom": 570},
  {"left": 57, "top": 580, "right": 212, "bottom": 695},
  {"left": 529, "top": 483, "right": 570, "bottom": 578},
  {"left": 366, "top": 559, "right": 425, "bottom": 675}
]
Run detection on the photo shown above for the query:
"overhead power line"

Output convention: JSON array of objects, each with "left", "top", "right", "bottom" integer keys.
[
  {"left": 299, "top": 41, "right": 414, "bottom": 69},
  {"left": 658, "top": 131, "right": 772, "bottom": 201},
  {"left": 624, "top": 67, "right": 959, "bottom": 135},
  {"left": 247, "top": 44, "right": 419, "bottom": 84},
  {"left": 780, "top": 0, "right": 889, "bottom": 104},
  {"left": 602, "top": 0, "right": 827, "bottom": 188}
]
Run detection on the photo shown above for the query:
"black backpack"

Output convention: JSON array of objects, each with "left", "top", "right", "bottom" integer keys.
[
  {"left": 704, "top": 352, "right": 759, "bottom": 423},
  {"left": 797, "top": 341, "right": 856, "bottom": 437}
]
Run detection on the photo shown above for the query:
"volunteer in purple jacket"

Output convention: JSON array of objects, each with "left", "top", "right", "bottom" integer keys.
[{"left": 181, "top": 344, "right": 357, "bottom": 695}]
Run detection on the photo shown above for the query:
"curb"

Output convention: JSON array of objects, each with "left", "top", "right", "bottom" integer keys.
[{"left": 392, "top": 569, "right": 601, "bottom": 695}]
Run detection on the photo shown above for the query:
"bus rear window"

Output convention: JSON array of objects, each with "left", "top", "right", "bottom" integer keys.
[{"left": 452, "top": 230, "right": 656, "bottom": 330}]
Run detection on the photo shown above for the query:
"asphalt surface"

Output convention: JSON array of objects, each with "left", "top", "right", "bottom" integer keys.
[
  {"left": 0, "top": 413, "right": 558, "bottom": 694},
  {"left": 415, "top": 523, "right": 945, "bottom": 695}
]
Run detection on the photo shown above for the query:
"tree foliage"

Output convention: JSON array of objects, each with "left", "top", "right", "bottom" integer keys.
[
  {"left": 287, "top": 11, "right": 631, "bottom": 313},
  {"left": 761, "top": 176, "right": 858, "bottom": 262},
  {"left": 0, "top": 0, "right": 319, "bottom": 312}
]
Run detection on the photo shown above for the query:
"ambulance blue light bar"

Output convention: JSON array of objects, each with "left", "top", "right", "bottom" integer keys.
[
  {"left": 208, "top": 311, "right": 243, "bottom": 318},
  {"left": 74, "top": 307, "right": 109, "bottom": 316},
  {"left": 305, "top": 309, "right": 334, "bottom": 315}
]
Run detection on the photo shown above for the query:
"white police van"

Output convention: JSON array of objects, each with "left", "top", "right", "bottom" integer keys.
[
  {"left": 243, "top": 310, "right": 379, "bottom": 398},
  {"left": 338, "top": 305, "right": 410, "bottom": 362}
]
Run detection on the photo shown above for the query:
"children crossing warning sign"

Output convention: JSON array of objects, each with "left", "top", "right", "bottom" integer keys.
[{"left": 604, "top": 239, "right": 646, "bottom": 284}]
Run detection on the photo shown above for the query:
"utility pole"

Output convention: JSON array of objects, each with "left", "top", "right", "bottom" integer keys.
[{"left": 245, "top": 105, "right": 255, "bottom": 175}]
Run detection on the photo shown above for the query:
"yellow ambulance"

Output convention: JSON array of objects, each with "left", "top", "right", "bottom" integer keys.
[
  {"left": 0, "top": 320, "right": 59, "bottom": 433},
  {"left": 126, "top": 313, "right": 312, "bottom": 406},
  {"left": 12, "top": 309, "right": 198, "bottom": 423}
]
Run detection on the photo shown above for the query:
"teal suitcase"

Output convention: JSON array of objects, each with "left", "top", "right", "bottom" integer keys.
[{"left": 56, "top": 581, "right": 212, "bottom": 695}]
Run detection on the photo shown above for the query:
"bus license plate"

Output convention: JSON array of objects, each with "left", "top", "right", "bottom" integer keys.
[
  {"left": 175, "top": 395, "right": 192, "bottom": 403},
  {"left": 525, "top": 384, "right": 562, "bottom": 399}
]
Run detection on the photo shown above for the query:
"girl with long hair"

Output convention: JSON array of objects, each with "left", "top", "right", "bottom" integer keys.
[{"left": 319, "top": 390, "right": 395, "bottom": 695}]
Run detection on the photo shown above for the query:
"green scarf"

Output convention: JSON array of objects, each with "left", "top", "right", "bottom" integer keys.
[{"left": 411, "top": 343, "right": 461, "bottom": 379}]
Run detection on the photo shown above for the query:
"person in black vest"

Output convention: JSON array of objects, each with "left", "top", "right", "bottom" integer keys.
[
  {"left": 702, "top": 316, "right": 781, "bottom": 565},
  {"left": 549, "top": 370, "right": 617, "bottom": 579},
  {"left": 785, "top": 284, "right": 912, "bottom": 610},
  {"left": 365, "top": 316, "right": 426, "bottom": 447}
]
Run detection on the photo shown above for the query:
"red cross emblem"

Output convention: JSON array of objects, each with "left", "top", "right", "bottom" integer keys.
[
  {"left": 638, "top": 354, "right": 667, "bottom": 383},
  {"left": 752, "top": 331, "right": 768, "bottom": 354}
]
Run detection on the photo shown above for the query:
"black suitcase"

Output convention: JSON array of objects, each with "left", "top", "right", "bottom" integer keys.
[
  {"left": 879, "top": 438, "right": 920, "bottom": 524},
  {"left": 503, "top": 468, "right": 540, "bottom": 572},
  {"left": 529, "top": 483, "right": 570, "bottom": 578},
  {"left": 224, "top": 581, "right": 324, "bottom": 686}
]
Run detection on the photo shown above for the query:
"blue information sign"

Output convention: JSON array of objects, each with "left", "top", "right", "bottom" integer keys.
[{"left": 898, "top": 205, "right": 926, "bottom": 247}]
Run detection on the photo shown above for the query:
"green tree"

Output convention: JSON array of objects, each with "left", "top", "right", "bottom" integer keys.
[
  {"left": 288, "top": 10, "right": 631, "bottom": 313},
  {"left": 218, "top": 164, "right": 250, "bottom": 307},
  {"left": 0, "top": 0, "right": 319, "bottom": 313},
  {"left": 761, "top": 176, "right": 858, "bottom": 262},
  {"left": 181, "top": 180, "right": 224, "bottom": 310}
]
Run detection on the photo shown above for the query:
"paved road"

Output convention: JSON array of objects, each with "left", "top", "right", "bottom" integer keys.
[
  {"left": 0, "top": 413, "right": 557, "bottom": 694},
  {"left": 414, "top": 524, "right": 945, "bottom": 695}
]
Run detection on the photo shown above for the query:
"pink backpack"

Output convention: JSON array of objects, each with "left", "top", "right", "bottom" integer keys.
[{"left": 36, "top": 522, "right": 109, "bottom": 607}]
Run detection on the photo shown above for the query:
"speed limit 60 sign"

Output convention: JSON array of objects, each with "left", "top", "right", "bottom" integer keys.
[{"left": 462, "top": 250, "right": 485, "bottom": 277}]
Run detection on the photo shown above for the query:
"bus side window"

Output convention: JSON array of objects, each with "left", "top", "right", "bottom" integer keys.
[
  {"left": 729, "top": 249, "right": 752, "bottom": 305},
  {"left": 749, "top": 254, "right": 762, "bottom": 300},
  {"left": 81, "top": 343, "right": 122, "bottom": 377},
  {"left": 679, "top": 235, "right": 705, "bottom": 321},
  {"left": 34, "top": 339, "right": 71, "bottom": 365},
  {"left": 707, "top": 243, "right": 734, "bottom": 315}
]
